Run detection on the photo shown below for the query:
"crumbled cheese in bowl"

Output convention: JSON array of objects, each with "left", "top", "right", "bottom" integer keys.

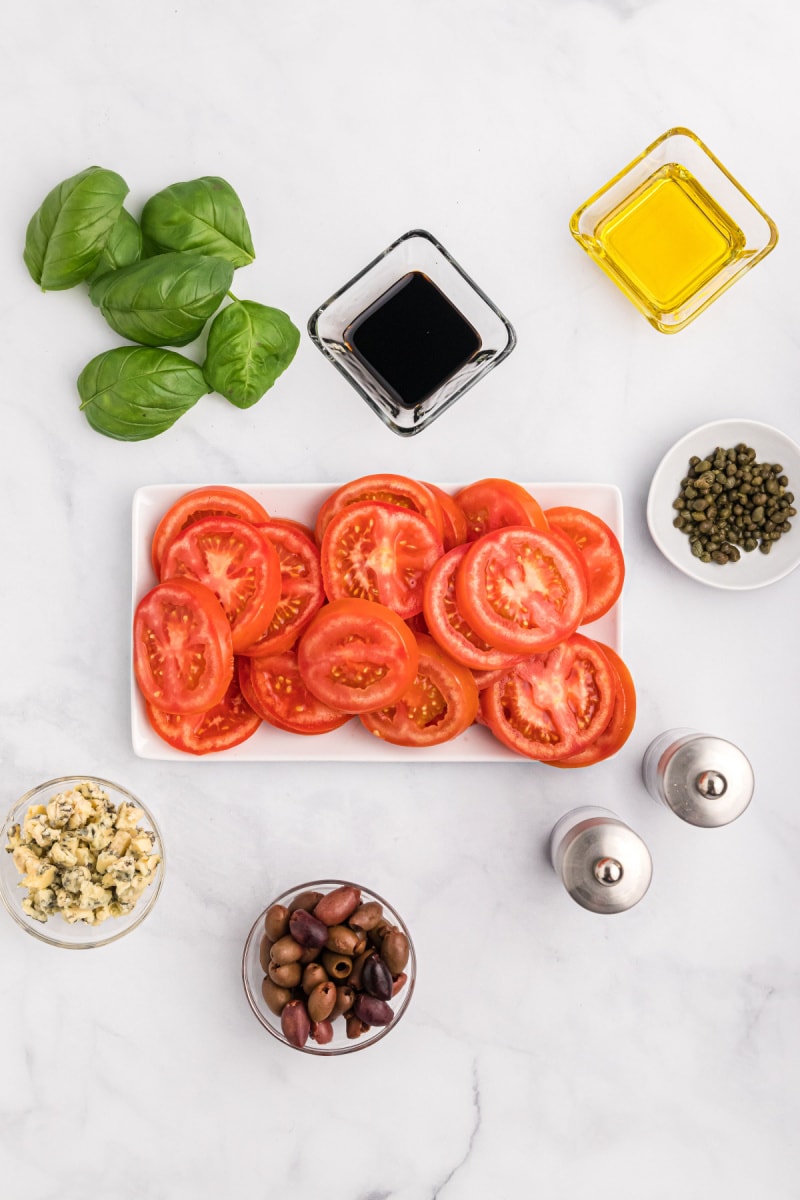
[{"left": 4, "top": 780, "right": 161, "bottom": 925}]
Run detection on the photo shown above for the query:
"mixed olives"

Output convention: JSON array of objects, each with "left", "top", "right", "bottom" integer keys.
[
  {"left": 258, "top": 884, "right": 411, "bottom": 1049},
  {"left": 672, "top": 444, "right": 795, "bottom": 564}
]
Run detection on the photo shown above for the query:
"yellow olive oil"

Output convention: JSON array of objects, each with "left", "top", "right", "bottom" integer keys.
[{"left": 596, "top": 164, "right": 745, "bottom": 316}]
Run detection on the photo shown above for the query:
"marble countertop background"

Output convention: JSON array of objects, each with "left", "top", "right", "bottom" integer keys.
[{"left": 2, "top": 1, "right": 798, "bottom": 1197}]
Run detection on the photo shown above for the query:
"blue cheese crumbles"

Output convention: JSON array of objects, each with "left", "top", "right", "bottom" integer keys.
[{"left": 4, "top": 780, "right": 160, "bottom": 925}]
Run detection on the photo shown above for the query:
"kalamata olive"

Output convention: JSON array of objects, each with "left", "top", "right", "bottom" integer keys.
[
  {"left": 353, "top": 993, "right": 393, "bottom": 1026},
  {"left": 391, "top": 972, "right": 408, "bottom": 997},
  {"left": 321, "top": 950, "right": 352, "bottom": 979},
  {"left": 381, "top": 930, "right": 410, "bottom": 975},
  {"left": 269, "top": 935, "right": 304, "bottom": 965},
  {"left": 307, "top": 980, "right": 337, "bottom": 1022},
  {"left": 302, "top": 962, "right": 329, "bottom": 995},
  {"left": 261, "top": 975, "right": 292, "bottom": 1016},
  {"left": 289, "top": 908, "right": 329, "bottom": 949},
  {"left": 362, "top": 953, "right": 393, "bottom": 1001},
  {"left": 264, "top": 904, "right": 290, "bottom": 941},
  {"left": 288, "top": 890, "right": 324, "bottom": 913},
  {"left": 281, "top": 999, "right": 311, "bottom": 1048},
  {"left": 268, "top": 960, "right": 302, "bottom": 988},
  {"left": 346, "top": 1014, "right": 369, "bottom": 1039},
  {"left": 311, "top": 1019, "right": 334, "bottom": 1045},
  {"left": 332, "top": 985, "right": 355, "bottom": 1018},
  {"left": 348, "top": 948, "right": 373, "bottom": 990},
  {"left": 348, "top": 901, "right": 384, "bottom": 931},
  {"left": 313, "top": 885, "right": 361, "bottom": 926},
  {"left": 259, "top": 935, "right": 273, "bottom": 973},
  {"left": 324, "top": 924, "right": 362, "bottom": 955}
]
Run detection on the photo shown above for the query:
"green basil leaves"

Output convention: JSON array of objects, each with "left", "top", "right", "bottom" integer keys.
[
  {"left": 89, "top": 252, "right": 234, "bottom": 347},
  {"left": 78, "top": 347, "right": 210, "bottom": 441},
  {"left": 24, "top": 166, "right": 129, "bottom": 290},
  {"left": 25, "top": 166, "right": 299, "bottom": 439},
  {"left": 203, "top": 301, "right": 300, "bottom": 408},
  {"left": 141, "top": 177, "right": 255, "bottom": 267}
]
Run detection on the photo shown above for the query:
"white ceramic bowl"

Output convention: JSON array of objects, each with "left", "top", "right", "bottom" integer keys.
[{"left": 647, "top": 419, "right": 800, "bottom": 590}]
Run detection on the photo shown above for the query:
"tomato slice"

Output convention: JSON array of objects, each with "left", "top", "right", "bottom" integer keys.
[
  {"left": 145, "top": 672, "right": 261, "bottom": 754},
  {"left": 296, "top": 598, "right": 419, "bottom": 713},
  {"left": 150, "top": 486, "right": 269, "bottom": 576},
  {"left": 360, "top": 634, "right": 479, "bottom": 747},
  {"left": 549, "top": 642, "right": 636, "bottom": 768},
  {"left": 454, "top": 479, "right": 549, "bottom": 542},
  {"left": 423, "top": 544, "right": 525, "bottom": 670},
  {"left": 133, "top": 578, "right": 233, "bottom": 714},
  {"left": 320, "top": 501, "right": 443, "bottom": 619},
  {"left": 238, "top": 651, "right": 351, "bottom": 735},
  {"left": 160, "top": 515, "right": 281, "bottom": 653},
  {"left": 424, "top": 483, "right": 467, "bottom": 550},
  {"left": 545, "top": 506, "right": 624, "bottom": 624},
  {"left": 237, "top": 520, "right": 325, "bottom": 657},
  {"left": 480, "top": 634, "right": 616, "bottom": 761},
  {"left": 456, "top": 526, "right": 587, "bottom": 655},
  {"left": 315, "top": 474, "right": 445, "bottom": 543}
]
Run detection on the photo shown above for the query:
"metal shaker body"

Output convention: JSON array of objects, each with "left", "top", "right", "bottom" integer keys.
[
  {"left": 549, "top": 807, "right": 653, "bottom": 914},
  {"left": 642, "top": 728, "right": 754, "bottom": 827}
]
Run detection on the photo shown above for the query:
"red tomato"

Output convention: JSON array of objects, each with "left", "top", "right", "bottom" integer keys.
[
  {"left": 454, "top": 478, "right": 549, "bottom": 542},
  {"left": 320, "top": 501, "right": 443, "bottom": 619},
  {"left": 237, "top": 520, "right": 325, "bottom": 657},
  {"left": 549, "top": 642, "right": 636, "bottom": 768},
  {"left": 423, "top": 543, "right": 524, "bottom": 670},
  {"left": 545, "top": 506, "right": 624, "bottom": 624},
  {"left": 238, "top": 651, "right": 351, "bottom": 735},
  {"left": 160, "top": 515, "right": 281, "bottom": 653},
  {"left": 315, "top": 474, "right": 445, "bottom": 543},
  {"left": 133, "top": 578, "right": 233, "bottom": 714},
  {"left": 456, "top": 526, "right": 588, "bottom": 655},
  {"left": 480, "top": 634, "right": 616, "bottom": 761},
  {"left": 296, "top": 598, "right": 419, "bottom": 714},
  {"left": 150, "top": 486, "right": 269, "bottom": 576},
  {"left": 360, "top": 634, "right": 479, "bottom": 747},
  {"left": 425, "top": 483, "right": 467, "bottom": 550},
  {"left": 145, "top": 672, "right": 261, "bottom": 754}
]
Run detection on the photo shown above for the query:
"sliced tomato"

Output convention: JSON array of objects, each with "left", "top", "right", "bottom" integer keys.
[
  {"left": 133, "top": 578, "right": 233, "bottom": 714},
  {"left": 145, "top": 672, "right": 261, "bottom": 754},
  {"left": 296, "top": 598, "right": 419, "bottom": 713},
  {"left": 549, "top": 643, "right": 636, "bottom": 768},
  {"left": 480, "top": 634, "right": 616, "bottom": 761},
  {"left": 160, "top": 515, "right": 281, "bottom": 653},
  {"left": 454, "top": 479, "right": 549, "bottom": 542},
  {"left": 423, "top": 543, "right": 524, "bottom": 670},
  {"left": 425, "top": 483, "right": 467, "bottom": 550},
  {"left": 545, "top": 506, "right": 624, "bottom": 624},
  {"left": 315, "top": 474, "right": 445, "bottom": 543},
  {"left": 360, "top": 634, "right": 479, "bottom": 747},
  {"left": 320, "top": 501, "right": 443, "bottom": 619},
  {"left": 151, "top": 486, "right": 269, "bottom": 576},
  {"left": 237, "top": 520, "right": 325, "bottom": 657},
  {"left": 456, "top": 526, "right": 587, "bottom": 655},
  {"left": 238, "top": 651, "right": 350, "bottom": 735}
]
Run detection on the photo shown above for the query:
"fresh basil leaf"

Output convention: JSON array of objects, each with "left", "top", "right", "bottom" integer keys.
[
  {"left": 202, "top": 300, "right": 300, "bottom": 408},
  {"left": 89, "top": 208, "right": 142, "bottom": 280},
  {"left": 141, "top": 177, "right": 255, "bottom": 267},
  {"left": 77, "top": 345, "right": 210, "bottom": 441},
  {"left": 88, "top": 251, "right": 234, "bottom": 347},
  {"left": 24, "top": 166, "right": 129, "bottom": 290}
]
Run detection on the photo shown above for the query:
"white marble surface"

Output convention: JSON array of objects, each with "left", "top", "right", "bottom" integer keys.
[{"left": 2, "top": 1, "right": 799, "bottom": 1196}]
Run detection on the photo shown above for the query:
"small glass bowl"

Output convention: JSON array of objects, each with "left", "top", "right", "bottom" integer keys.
[
  {"left": 0, "top": 776, "right": 165, "bottom": 949},
  {"left": 242, "top": 878, "right": 416, "bottom": 1055},
  {"left": 570, "top": 127, "right": 778, "bottom": 334},
  {"left": 307, "top": 229, "right": 516, "bottom": 436}
]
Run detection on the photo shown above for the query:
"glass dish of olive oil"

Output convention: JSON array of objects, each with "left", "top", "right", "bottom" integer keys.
[{"left": 570, "top": 128, "right": 777, "bottom": 334}]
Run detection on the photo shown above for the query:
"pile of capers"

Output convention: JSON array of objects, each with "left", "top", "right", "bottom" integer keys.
[{"left": 672, "top": 444, "right": 795, "bottom": 564}]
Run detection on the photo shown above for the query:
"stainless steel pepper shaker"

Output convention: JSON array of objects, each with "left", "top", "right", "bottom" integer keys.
[
  {"left": 549, "top": 807, "right": 653, "bottom": 914},
  {"left": 642, "top": 728, "right": 754, "bottom": 827}
]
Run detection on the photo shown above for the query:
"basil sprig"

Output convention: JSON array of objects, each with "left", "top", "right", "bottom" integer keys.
[
  {"left": 90, "top": 208, "right": 142, "bottom": 280},
  {"left": 203, "top": 300, "right": 300, "bottom": 408},
  {"left": 141, "top": 176, "right": 255, "bottom": 267},
  {"left": 78, "top": 347, "right": 210, "bottom": 441},
  {"left": 24, "top": 166, "right": 129, "bottom": 290}
]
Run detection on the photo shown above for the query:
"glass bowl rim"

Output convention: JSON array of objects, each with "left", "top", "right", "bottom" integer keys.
[
  {"left": 0, "top": 774, "right": 166, "bottom": 949},
  {"left": 242, "top": 877, "right": 417, "bottom": 1056}
]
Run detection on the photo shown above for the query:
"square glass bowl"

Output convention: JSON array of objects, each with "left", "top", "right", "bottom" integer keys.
[
  {"left": 569, "top": 128, "right": 778, "bottom": 334},
  {"left": 307, "top": 229, "right": 516, "bottom": 435}
]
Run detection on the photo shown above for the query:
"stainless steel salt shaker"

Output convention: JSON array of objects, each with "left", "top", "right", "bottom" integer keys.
[
  {"left": 549, "top": 806, "right": 653, "bottom": 914},
  {"left": 642, "top": 728, "right": 754, "bottom": 827}
]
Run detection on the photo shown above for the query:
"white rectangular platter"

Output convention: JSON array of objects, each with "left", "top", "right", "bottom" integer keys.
[{"left": 131, "top": 482, "right": 623, "bottom": 762}]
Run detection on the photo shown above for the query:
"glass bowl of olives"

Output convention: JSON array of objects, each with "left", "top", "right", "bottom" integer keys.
[{"left": 242, "top": 879, "right": 416, "bottom": 1055}]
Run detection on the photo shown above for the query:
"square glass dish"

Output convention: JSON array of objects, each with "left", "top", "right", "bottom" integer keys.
[
  {"left": 131, "top": 482, "right": 623, "bottom": 762},
  {"left": 307, "top": 229, "right": 516, "bottom": 435},
  {"left": 569, "top": 127, "right": 778, "bottom": 334}
]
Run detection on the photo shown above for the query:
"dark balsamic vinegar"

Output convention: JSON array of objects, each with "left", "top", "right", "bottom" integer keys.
[{"left": 344, "top": 271, "right": 481, "bottom": 409}]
